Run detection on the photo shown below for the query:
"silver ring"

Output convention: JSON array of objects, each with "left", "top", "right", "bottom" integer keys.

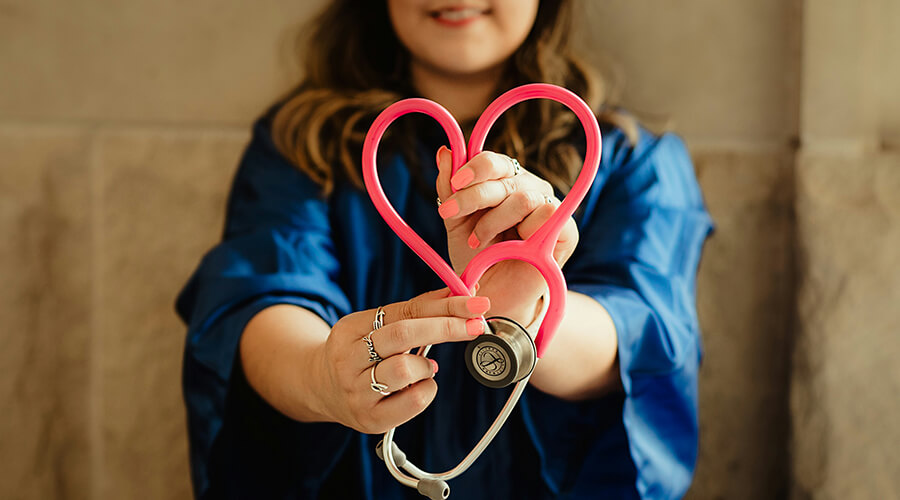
[
  {"left": 363, "top": 330, "right": 383, "bottom": 363},
  {"left": 510, "top": 158, "right": 522, "bottom": 176},
  {"left": 436, "top": 196, "right": 442, "bottom": 207},
  {"left": 544, "top": 194, "right": 553, "bottom": 205},
  {"left": 370, "top": 363, "right": 390, "bottom": 396},
  {"left": 373, "top": 306, "right": 385, "bottom": 330}
]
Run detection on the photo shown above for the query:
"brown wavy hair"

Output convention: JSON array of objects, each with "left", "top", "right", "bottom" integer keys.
[{"left": 271, "top": 0, "right": 638, "bottom": 196}]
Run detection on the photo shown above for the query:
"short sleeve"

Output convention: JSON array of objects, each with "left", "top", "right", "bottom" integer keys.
[
  {"left": 175, "top": 119, "right": 354, "bottom": 498},
  {"left": 521, "top": 128, "right": 713, "bottom": 499}
]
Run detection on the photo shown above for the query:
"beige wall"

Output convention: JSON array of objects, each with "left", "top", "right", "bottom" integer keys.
[{"left": 1, "top": 1, "right": 897, "bottom": 499}]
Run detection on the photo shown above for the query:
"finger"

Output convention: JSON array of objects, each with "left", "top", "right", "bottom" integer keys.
[
  {"left": 435, "top": 146, "right": 453, "bottom": 202},
  {"left": 516, "top": 199, "right": 579, "bottom": 264},
  {"left": 516, "top": 196, "right": 556, "bottom": 240},
  {"left": 449, "top": 151, "right": 517, "bottom": 191},
  {"left": 441, "top": 173, "right": 551, "bottom": 220},
  {"left": 471, "top": 190, "right": 549, "bottom": 246},
  {"left": 382, "top": 294, "right": 491, "bottom": 325},
  {"left": 368, "top": 378, "right": 438, "bottom": 432},
  {"left": 553, "top": 217, "right": 580, "bottom": 264},
  {"left": 367, "top": 353, "right": 437, "bottom": 394},
  {"left": 371, "top": 316, "right": 486, "bottom": 359}
]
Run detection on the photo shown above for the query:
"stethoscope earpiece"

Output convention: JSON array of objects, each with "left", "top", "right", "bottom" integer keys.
[
  {"left": 465, "top": 317, "right": 536, "bottom": 389},
  {"left": 376, "top": 439, "right": 451, "bottom": 499}
]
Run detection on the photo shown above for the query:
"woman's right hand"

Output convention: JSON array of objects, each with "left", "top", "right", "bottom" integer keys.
[{"left": 312, "top": 288, "right": 491, "bottom": 434}]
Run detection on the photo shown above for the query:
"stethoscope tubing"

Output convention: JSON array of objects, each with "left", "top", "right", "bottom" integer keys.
[
  {"left": 362, "top": 83, "right": 601, "bottom": 356},
  {"left": 361, "top": 83, "right": 602, "bottom": 496}
]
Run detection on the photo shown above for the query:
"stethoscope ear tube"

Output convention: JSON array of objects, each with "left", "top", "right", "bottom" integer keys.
[{"left": 376, "top": 373, "right": 533, "bottom": 498}]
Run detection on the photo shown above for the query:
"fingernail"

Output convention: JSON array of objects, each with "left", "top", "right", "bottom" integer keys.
[
  {"left": 466, "top": 318, "right": 485, "bottom": 336},
  {"left": 438, "top": 199, "right": 458, "bottom": 218},
  {"left": 467, "top": 232, "right": 480, "bottom": 249},
  {"left": 430, "top": 359, "right": 439, "bottom": 374},
  {"left": 466, "top": 296, "right": 491, "bottom": 314},
  {"left": 451, "top": 168, "right": 474, "bottom": 190},
  {"left": 475, "top": 283, "right": 480, "bottom": 292}
]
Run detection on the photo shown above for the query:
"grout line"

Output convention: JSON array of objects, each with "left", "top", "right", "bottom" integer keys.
[
  {"left": 687, "top": 139, "right": 795, "bottom": 154},
  {"left": 0, "top": 118, "right": 250, "bottom": 136},
  {"left": 87, "top": 125, "right": 104, "bottom": 500}
]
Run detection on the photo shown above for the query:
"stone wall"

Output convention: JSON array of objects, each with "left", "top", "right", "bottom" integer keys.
[{"left": 1, "top": 1, "right": 896, "bottom": 498}]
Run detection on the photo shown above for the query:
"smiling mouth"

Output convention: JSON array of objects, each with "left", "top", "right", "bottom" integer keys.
[{"left": 430, "top": 6, "right": 491, "bottom": 26}]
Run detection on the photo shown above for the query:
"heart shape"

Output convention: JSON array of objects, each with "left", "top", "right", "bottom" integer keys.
[{"left": 362, "top": 83, "right": 601, "bottom": 357}]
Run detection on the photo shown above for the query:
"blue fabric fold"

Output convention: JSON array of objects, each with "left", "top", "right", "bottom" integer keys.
[{"left": 176, "top": 116, "right": 712, "bottom": 499}]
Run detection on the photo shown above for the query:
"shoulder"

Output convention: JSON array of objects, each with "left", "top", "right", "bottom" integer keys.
[
  {"left": 595, "top": 119, "right": 703, "bottom": 211},
  {"left": 222, "top": 111, "right": 331, "bottom": 238}
]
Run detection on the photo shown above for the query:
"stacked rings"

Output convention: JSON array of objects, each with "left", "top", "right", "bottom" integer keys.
[{"left": 367, "top": 306, "right": 390, "bottom": 396}]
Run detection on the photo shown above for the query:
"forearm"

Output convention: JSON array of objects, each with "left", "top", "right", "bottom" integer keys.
[
  {"left": 240, "top": 304, "right": 332, "bottom": 423},
  {"left": 528, "top": 290, "right": 619, "bottom": 401}
]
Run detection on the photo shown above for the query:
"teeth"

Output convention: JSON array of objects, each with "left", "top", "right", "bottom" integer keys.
[{"left": 437, "top": 8, "right": 483, "bottom": 21}]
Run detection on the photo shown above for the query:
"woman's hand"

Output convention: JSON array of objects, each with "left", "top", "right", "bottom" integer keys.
[
  {"left": 434, "top": 146, "right": 579, "bottom": 325},
  {"left": 311, "top": 288, "right": 490, "bottom": 434}
]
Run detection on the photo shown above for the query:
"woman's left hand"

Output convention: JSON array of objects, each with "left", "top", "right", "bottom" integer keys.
[{"left": 434, "top": 146, "right": 579, "bottom": 325}]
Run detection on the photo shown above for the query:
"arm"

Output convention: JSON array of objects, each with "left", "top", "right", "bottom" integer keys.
[
  {"left": 240, "top": 304, "right": 331, "bottom": 423},
  {"left": 529, "top": 290, "right": 619, "bottom": 400}
]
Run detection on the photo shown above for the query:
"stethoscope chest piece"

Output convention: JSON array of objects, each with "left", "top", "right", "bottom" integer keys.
[{"left": 465, "top": 317, "right": 536, "bottom": 388}]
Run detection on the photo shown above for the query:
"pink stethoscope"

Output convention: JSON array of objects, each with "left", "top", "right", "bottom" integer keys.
[{"left": 362, "top": 83, "right": 601, "bottom": 499}]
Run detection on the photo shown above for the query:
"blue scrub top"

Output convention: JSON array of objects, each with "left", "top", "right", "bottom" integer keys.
[{"left": 176, "top": 112, "right": 713, "bottom": 499}]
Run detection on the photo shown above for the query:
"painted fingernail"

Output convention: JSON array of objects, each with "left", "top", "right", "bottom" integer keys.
[
  {"left": 474, "top": 283, "right": 480, "bottom": 292},
  {"left": 438, "top": 199, "right": 458, "bottom": 218},
  {"left": 451, "top": 168, "right": 474, "bottom": 190},
  {"left": 466, "top": 318, "right": 485, "bottom": 336},
  {"left": 466, "top": 296, "right": 491, "bottom": 314},
  {"left": 430, "top": 359, "right": 439, "bottom": 374},
  {"left": 467, "top": 232, "right": 480, "bottom": 249}
]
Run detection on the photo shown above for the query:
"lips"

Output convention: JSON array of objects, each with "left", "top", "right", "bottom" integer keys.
[{"left": 430, "top": 5, "right": 490, "bottom": 26}]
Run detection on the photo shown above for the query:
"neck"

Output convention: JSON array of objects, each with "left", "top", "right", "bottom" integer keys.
[{"left": 410, "top": 60, "right": 505, "bottom": 122}]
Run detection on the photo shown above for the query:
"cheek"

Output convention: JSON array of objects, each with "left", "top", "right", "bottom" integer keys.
[
  {"left": 491, "top": 0, "right": 540, "bottom": 49},
  {"left": 387, "top": 0, "right": 427, "bottom": 51}
]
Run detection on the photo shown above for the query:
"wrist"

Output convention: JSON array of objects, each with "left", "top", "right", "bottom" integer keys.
[{"left": 300, "top": 341, "right": 335, "bottom": 423}]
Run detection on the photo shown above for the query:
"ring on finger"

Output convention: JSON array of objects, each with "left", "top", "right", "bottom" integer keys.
[
  {"left": 373, "top": 305, "right": 386, "bottom": 330},
  {"left": 363, "top": 330, "right": 383, "bottom": 363},
  {"left": 370, "top": 362, "right": 390, "bottom": 396},
  {"left": 510, "top": 158, "right": 523, "bottom": 176},
  {"left": 544, "top": 194, "right": 553, "bottom": 205},
  {"left": 436, "top": 196, "right": 442, "bottom": 208}
]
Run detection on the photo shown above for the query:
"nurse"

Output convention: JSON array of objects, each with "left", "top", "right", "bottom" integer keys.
[{"left": 176, "top": 1, "right": 713, "bottom": 498}]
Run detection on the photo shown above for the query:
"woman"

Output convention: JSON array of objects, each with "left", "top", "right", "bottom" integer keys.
[{"left": 176, "top": 0, "right": 713, "bottom": 498}]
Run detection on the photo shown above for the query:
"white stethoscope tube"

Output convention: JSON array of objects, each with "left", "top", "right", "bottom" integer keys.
[{"left": 375, "top": 289, "right": 550, "bottom": 499}]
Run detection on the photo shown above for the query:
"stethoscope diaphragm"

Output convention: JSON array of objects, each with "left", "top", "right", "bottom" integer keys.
[{"left": 464, "top": 317, "right": 536, "bottom": 388}]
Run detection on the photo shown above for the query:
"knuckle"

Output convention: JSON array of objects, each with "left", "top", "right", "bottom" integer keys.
[
  {"left": 443, "top": 298, "right": 454, "bottom": 317},
  {"left": 411, "top": 386, "right": 433, "bottom": 410},
  {"left": 337, "top": 372, "right": 356, "bottom": 394},
  {"left": 489, "top": 152, "right": 508, "bottom": 174},
  {"left": 501, "top": 177, "right": 518, "bottom": 197},
  {"left": 444, "top": 318, "right": 456, "bottom": 340},
  {"left": 394, "top": 357, "right": 414, "bottom": 382},
  {"left": 400, "top": 300, "right": 416, "bottom": 320},
  {"left": 513, "top": 190, "right": 536, "bottom": 210},
  {"left": 539, "top": 179, "right": 554, "bottom": 195},
  {"left": 474, "top": 182, "right": 492, "bottom": 201},
  {"left": 390, "top": 321, "right": 411, "bottom": 347}
]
